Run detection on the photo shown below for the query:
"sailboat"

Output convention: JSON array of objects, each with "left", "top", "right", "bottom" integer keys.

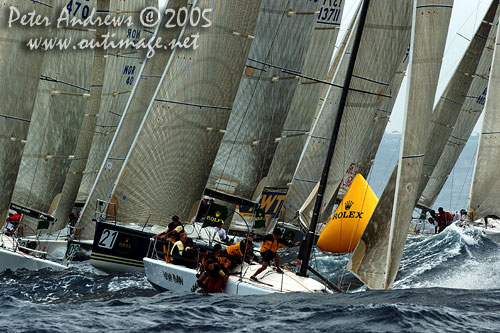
[
  {"left": 466, "top": 2, "right": 500, "bottom": 242},
  {"left": 347, "top": 0, "right": 499, "bottom": 290},
  {"left": 143, "top": 0, "right": 347, "bottom": 294},
  {"left": 145, "top": 0, "right": 412, "bottom": 295},
  {"left": 80, "top": 0, "right": 265, "bottom": 273},
  {"left": 10, "top": 0, "right": 96, "bottom": 260},
  {"left": 0, "top": 0, "right": 68, "bottom": 272}
]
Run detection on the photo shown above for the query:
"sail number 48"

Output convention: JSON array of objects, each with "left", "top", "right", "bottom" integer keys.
[{"left": 98, "top": 229, "right": 118, "bottom": 249}]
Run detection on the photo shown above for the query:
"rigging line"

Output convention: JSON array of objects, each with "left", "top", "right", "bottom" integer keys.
[
  {"left": 31, "top": 0, "right": 53, "bottom": 8},
  {"left": 281, "top": 69, "right": 393, "bottom": 98},
  {"left": 0, "top": 114, "right": 31, "bottom": 123},
  {"left": 40, "top": 75, "right": 91, "bottom": 93},
  {"left": 218, "top": 0, "right": 292, "bottom": 192}
]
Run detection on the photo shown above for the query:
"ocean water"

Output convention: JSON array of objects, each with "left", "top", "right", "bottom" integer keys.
[{"left": 2, "top": 224, "right": 499, "bottom": 332}]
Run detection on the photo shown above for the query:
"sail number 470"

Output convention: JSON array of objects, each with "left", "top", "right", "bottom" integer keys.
[
  {"left": 66, "top": 0, "right": 91, "bottom": 19},
  {"left": 98, "top": 229, "right": 118, "bottom": 249}
]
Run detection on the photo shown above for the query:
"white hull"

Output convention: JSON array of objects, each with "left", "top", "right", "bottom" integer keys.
[
  {"left": 472, "top": 219, "right": 500, "bottom": 243},
  {"left": 144, "top": 257, "right": 330, "bottom": 295},
  {"left": 0, "top": 235, "right": 67, "bottom": 272},
  {"left": 18, "top": 238, "right": 93, "bottom": 260}
]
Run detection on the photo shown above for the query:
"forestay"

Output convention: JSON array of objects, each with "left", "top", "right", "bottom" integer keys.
[
  {"left": 55, "top": 0, "right": 146, "bottom": 231},
  {"left": 107, "top": 0, "right": 262, "bottom": 226},
  {"left": 77, "top": 0, "right": 188, "bottom": 240},
  {"left": 0, "top": 1, "right": 54, "bottom": 222},
  {"left": 11, "top": 0, "right": 94, "bottom": 233},
  {"left": 207, "top": 0, "right": 319, "bottom": 200},
  {"left": 348, "top": 0, "right": 453, "bottom": 290}
]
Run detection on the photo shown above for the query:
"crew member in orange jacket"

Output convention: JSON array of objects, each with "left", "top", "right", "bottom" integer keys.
[{"left": 250, "top": 229, "right": 299, "bottom": 282}]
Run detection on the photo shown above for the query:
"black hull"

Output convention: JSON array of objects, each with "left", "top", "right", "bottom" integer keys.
[{"left": 90, "top": 221, "right": 160, "bottom": 273}]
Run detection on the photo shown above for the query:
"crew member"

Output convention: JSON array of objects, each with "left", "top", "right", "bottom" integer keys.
[
  {"left": 4, "top": 212, "right": 21, "bottom": 236},
  {"left": 223, "top": 238, "right": 254, "bottom": 268},
  {"left": 155, "top": 215, "right": 184, "bottom": 240},
  {"left": 250, "top": 229, "right": 299, "bottom": 282}
]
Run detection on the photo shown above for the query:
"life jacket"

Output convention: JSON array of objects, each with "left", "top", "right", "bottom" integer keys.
[
  {"left": 260, "top": 235, "right": 289, "bottom": 253},
  {"left": 215, "top": 253, "right": 230, "bottom": 266},
  {"left": 225, "top": 242, "right": 244, "bottom": 257},
  {"left": 170, "top": 240, "right": 185, "bottom": 256}
]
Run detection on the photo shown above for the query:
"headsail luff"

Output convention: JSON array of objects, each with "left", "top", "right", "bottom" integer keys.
[
  {"left": 468, "top": 3, "right": 500, "bottom": 221},
  {"left": 414, "top": 2, "right": 498, "bottom": 204},
  {"left": 54, "top": 0, "right": 146, "bottom": 231},
  {"left": 207, "top": 0, "right": 319, "bottom": 200},
  {"left": 263, "top": 2, "right": 344, "bottom": 193},
  {"left": 0, "top": 0, "right": 54, "bottom": 220},
  {"left": 107, "top": 0, "right": 262, "bottom": 226},
  {"left": 11, "top": 1, "right": 95, "bottom": 230},
  {"left": 347, "top": 0, "right": 454, "bottom": 290},
  {"left": 294, "top": 0, "right": 413, "bottom": 229},
  {"left": 420, "top": 4, "right": 500, "bottom": 209}
]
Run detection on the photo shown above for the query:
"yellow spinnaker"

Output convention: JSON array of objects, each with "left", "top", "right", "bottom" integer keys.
[{"left": 317, "top": 174, "right": 378, "bottom": 253}]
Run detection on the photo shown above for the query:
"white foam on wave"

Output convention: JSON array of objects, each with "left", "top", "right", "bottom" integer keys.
[{"left": 395, "top": 224, "right": 500, "bottom": 290}]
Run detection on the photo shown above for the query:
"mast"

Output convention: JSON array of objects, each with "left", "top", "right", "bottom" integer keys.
[{"left": 298, "top": 0, "right": 371, "bottom": 277}]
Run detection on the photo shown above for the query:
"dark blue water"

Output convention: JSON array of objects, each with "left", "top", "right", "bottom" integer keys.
[{"left": 2, "top": 224, "right": 499, "bottom": 332}]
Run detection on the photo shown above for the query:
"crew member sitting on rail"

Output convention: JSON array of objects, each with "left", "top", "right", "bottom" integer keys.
[
  {"left": 223, "top": 238, "right": 255, "bottom": 269},
  {"left": 197, "top": 259, "right": 227, "bottom": 293},
  {"left": 4, "top": 212, "right": 21, "bottom": 236},
  {"left": 250, "top": 228, "right": 299, "bottom": 282},
  {"left": 170, "top": 232, "right": 188, "bottom": 263},
  {"left": 213, "top": 243, "right": 231, "bottom": 268}
]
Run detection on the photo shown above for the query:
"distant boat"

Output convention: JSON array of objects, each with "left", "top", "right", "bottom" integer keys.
[
  {"left": 83, "top": 0, "right": 263, "bottom": 273},
  {"left": 347, "top": 0, "right": 500, "bottom": 290}
]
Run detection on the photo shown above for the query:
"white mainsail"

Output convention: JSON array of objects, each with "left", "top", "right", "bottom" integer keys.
[
  {"left": 0, "top": 1, "right": 54, "bottom": 222},
  {"left": 207, "top": 0, "right": 319, "bottom": 200},
  {"left": 54, "top": 0, "right": 146, "bottom": 231},
  {"left": 420, "top": 4, "right": 500, "bottom": 208},
  {"left": 10, "top": 1, "right": 94, "bottom": 232},
  {"left": 263, "top": 2, "right": 345, "bottom": 194},
  {"left": 468, "top": 2, "right": 500, "bottom": 220},
  {"left": 294, "top": 0, "right": 413, "bottom": 229},
  {"left": 347, "top": 0, "right": 453, "bottom": 290},
  {"left": 76, "top": 0, "right": 189, "bottom": 240},
  {"left": 107, "top": 0, "right": 262, "bottom": 225}
]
